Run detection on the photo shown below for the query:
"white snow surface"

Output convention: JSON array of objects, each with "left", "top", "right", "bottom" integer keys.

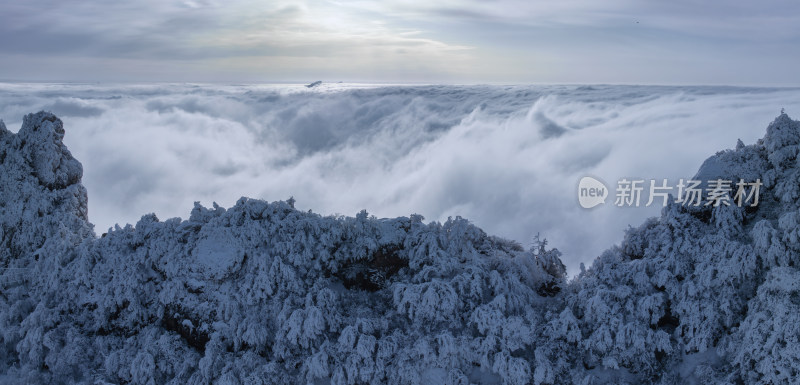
[{"left": 1, "top": 111, "right": 800, "bottom": 384}]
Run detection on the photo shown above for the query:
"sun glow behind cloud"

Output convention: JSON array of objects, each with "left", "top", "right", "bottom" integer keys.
[
  {"left": 198, "top": 1, "right": 476, "bottom": 81},
  {"left": 1, "top": 0, "right": 798, "bottom": 83},
  {"left": 0, "top": 0, "right": 478, "bottom": 82}
]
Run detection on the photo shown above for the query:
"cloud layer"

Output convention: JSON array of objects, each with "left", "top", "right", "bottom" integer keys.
[
  {"left": 1, "top": 83, "right": 798, "bottom": 275},
  {"left": 1, "top": 1, "right": 799, "bottom": 83}
]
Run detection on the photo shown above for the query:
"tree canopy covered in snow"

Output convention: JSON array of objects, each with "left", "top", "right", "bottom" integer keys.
[{"left": 1, "top": 111, "right": 799, "bottom": 384}]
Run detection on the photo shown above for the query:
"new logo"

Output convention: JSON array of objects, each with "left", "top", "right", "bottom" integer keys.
[{"left": 578, "top": 176, "right": 608, "bottom": 208}]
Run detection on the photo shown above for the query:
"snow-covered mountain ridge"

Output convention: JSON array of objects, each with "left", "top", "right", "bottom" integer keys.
[{"left": 1, "top": 111, "right": 798, "bottom": 384}]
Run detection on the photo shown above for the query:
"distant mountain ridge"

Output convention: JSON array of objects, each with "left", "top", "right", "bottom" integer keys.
[{"left": 1, "top": 111, "right": 798, "bottom": 384}]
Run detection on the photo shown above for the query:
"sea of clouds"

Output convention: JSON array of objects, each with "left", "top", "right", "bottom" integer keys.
[{"left": 1, "top": 82, "right": 798, "bottom": 275}]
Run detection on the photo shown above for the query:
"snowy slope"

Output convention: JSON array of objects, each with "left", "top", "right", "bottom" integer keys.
[{"left": 1, "top": 111, "right": 799, "bottom": 384}]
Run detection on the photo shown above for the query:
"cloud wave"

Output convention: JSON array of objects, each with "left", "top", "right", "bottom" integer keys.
[{"left": 1, "top": 82, "right": 799, "bottom": 275}]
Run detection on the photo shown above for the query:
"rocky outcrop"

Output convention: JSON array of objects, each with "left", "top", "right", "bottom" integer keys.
[{"left": 1, "top": 111, "right": 799, "bottom": 384}]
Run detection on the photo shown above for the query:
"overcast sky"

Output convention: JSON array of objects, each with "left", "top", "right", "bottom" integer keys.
[{"left": 1, "top": 0, "right": 798, "bottom": 84}]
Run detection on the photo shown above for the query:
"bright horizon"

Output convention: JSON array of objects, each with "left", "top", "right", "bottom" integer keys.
[{"left": 2, "top": 1, "right": 799, "bottom": 86}]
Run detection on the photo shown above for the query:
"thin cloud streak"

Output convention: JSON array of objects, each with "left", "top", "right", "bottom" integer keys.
[{"left": 0, "top": 1, "right": 798, "bottom": 83}]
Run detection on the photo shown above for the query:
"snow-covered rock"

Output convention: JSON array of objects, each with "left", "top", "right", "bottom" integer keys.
[{"left": 1, "top": 111, "right": 799, "bottom": 384}]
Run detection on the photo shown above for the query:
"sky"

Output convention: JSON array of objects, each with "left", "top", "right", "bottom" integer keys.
[{"left": 1, "top": 0, "right": 799, "bottom": 85}]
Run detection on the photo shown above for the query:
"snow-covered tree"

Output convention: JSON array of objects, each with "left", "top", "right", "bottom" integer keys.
[{"left": 3, "top": 111, "right": 800, "bottom": 384}]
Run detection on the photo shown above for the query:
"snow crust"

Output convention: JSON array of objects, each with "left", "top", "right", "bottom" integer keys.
[{"left": 1, "top": 111, "right": 800, "bottom": 384}]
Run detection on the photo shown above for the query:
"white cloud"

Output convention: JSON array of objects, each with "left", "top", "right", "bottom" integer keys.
[
  {"left": 2, "top": 83, "right": 798, "bottom": 276},
  {"left": 2, "top": 0, "right": 798, "bottom": 83},
  {"left": 0, "top": 0, "right": 474, "bottom": 82}
]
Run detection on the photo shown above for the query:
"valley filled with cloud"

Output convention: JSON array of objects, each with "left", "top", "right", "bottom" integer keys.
[{"left": 2, "top": 83, "right": 798, "bottom": 274}]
